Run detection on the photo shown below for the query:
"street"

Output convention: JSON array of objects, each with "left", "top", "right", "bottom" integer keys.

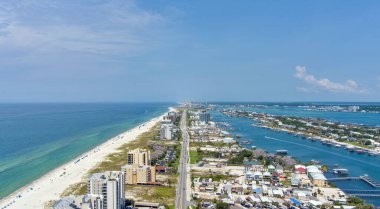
[{"left": 175, "top": 110, "right": 189, "bottom": 209}]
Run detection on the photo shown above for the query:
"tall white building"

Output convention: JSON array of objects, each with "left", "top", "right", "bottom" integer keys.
[
  {"left": 88, "top": 171, "right": 125, "bottom": 209},
  {"left": 160, "top": 124, "right": 172, "bottom": 140},
  {"left": 199, "top": 110, "right": 210, "bottom": 123}
]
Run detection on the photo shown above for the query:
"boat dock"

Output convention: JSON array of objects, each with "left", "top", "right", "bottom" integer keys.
[
  {"left": 361, "top": 175, "right": 380, "bottom": 187},
  {"left": 328, "top": 175, "right": 380, "bottom": 188}
]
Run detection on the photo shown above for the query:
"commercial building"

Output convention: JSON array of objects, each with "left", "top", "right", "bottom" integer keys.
[
  {"left": 88, "top": 171, "right": 125, "bottom": 209},
  {"left": 127, "top": 148, "right": 150, "bottom": 166}
]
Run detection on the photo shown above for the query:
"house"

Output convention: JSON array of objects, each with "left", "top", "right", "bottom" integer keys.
[
  {"left": 291, "top": 177, "right": 300, "bottom": 187},
  {"left": 263, "top": 171, "right": 272, "bottom": 180},
  {"left": 254, "top": 171, "right": 263, "bottom": 180},
  {"left": 295, "top": 167, "right": 307, "bottom": 174},
  {"left": 268, "top": 165, "right": 275, "bottom": 173},
  {"left": 295, "top": 165, "right": 307, "bottom": 174},
  {"left": 245, "top": 171, "right": 254, "bottom": 181},
  {"left": 155, "top": 166, "right": 167, "bottom": 173}
]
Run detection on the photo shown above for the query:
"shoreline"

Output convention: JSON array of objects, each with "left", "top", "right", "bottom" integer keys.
[
  {"left": 0, "top": 108, "right": 171, "bottom": 209},
  {"left": 253, "top": 124, "right": 380, "bottom": 154}
]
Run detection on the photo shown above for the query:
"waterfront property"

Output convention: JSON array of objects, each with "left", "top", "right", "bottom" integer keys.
[
  {"left": 88, "top": 171, "right": 125, "bottom": 209},
  {"left": 122, "top": 148, "right": 157, "bottom": 185}
]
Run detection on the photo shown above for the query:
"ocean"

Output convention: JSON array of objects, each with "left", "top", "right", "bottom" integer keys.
[
  {"left": 0, "top": 103, "right": 170, "bottom": 200},
  {"left": 211, "top": 103, "right": 380, "bottom": 206}
]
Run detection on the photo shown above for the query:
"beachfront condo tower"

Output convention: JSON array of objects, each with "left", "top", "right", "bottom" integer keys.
[
  {"left": 121, "top": 164, "right": 156, "bottom": 185},
  {"left": 127, "top": 148, "right": 151, "bottom": 166},
  {"left": 88, "top": 171, "right": 125, "bottom": 209},
  {"left": 123, "top": 148, "right": 156, "bottom": 185}
]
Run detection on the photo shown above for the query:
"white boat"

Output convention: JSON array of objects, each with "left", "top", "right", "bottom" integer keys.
[{"left": 276, "top": 150, "right": 288, "bottom": 155}]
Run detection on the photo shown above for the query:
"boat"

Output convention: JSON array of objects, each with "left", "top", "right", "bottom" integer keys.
[
  {"left": 333, "top": 168, "right": 349, "bottom": 175},
  {"left": 236, "top": 134, "right": 242, "bottom": 139},
  {"left": 241, "top": 140, "right": 251, "bottom": 144},
  {"left": 334, "top": 144, "right": 342, "bottom": 148},
  {"left": 346, "top": 145, "right": 355, "bottom": 152},
  {"left": 251, "top": 146, "right": 257, "bottom": 150},
  {"left": 309, "top": 160, "right": 321, "bottom": 165},
  {"left": 308, "top": 137, "right": 317, "bottom": 142},
  {"left": 276, "top": 150, "right": 288, "bottom": 155},
  {"left": 356, "top": 149, "right": 366, "bottom": 154},
  {"left": 368, "top": 151, "right": 379, "bottom": 156}
]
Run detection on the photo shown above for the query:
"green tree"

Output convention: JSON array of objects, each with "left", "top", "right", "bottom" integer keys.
[{"left": 215, "top": 201, "right": 230, "bottom": 209}]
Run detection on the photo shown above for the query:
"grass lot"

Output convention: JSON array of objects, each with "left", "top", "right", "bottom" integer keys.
[
  {"left": 126, "top": 185, "right": 176, "bottom": 207},
  {"left": 192, "top": 173, "right": 235, "bottom": 181},
  {"left": 190, "top": 150, "right": 201, "bottom": 164},
  {"left": 344, "top": 141, "right": 372, "bottom": 149},
  {"left": 190, "top": 141, "right": 228, "bottom": 148}
]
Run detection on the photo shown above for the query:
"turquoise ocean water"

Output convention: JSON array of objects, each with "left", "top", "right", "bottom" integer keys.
[
  {"left": 212, "top": 103, "right": 380, "bottom": 206},
  {"left": 0, "top": 103, "right": 170, "bottom": 200}
]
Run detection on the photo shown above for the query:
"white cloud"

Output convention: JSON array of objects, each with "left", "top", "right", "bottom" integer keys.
[
  {"left": 294, "top": 66, "right": 367, "bottom": 93},
  {"left": 0, "top": 0, "right": 165, "bottom": 54}
]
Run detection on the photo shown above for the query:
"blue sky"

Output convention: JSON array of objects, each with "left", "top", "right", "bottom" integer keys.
[{"left": 0, "top": 0, "right": 379, "bottom": 102}]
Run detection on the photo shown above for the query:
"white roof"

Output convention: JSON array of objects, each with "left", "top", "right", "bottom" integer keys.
[
  {"left": 310, "top": 173, "right": 327, "bottom": 180},
  {"left": 295, "top": 164, "right": 306, "bottom": 169},
  {"left": 306, "top": 165, "right": 321, "bottom": 173},
  {"left": 249, "top": 196, "right": 261, "bottom": 202},
  {"left": 273, "top": 189, "right": 284, "bottom": 196},
  {"left": 254, "top": 171, "right": 263, "bottom": 175},
  {"left": 308, "top": 200, "right": 322, "bottom": 206},
  {"left": 297, "top": 192, "right": 306, "bottom": 197},
  {"left": 263, "top": 171, "right": 271, "bottom": 176},
  {"left": 259, "top": 196, "right": 271, "bottom": 203}
]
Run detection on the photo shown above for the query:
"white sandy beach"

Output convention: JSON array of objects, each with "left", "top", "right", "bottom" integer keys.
[{"left": 0, "top": 110, "right": 170, "bottom": 209}]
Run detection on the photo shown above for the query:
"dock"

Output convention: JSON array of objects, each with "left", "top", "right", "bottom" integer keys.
[
  {"left": 327, "top": 176, "right": 380, "bottom": 188},
  {"left": 361, "top": 175, "right": 380, "bottom": 187}
]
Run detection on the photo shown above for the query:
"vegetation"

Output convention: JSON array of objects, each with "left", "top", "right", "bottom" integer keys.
[
  {"left": 186, "top": 110, "right": 191, "bottom": 127},
  {"left": 192, "top": 173, "right": 235, "bottom": 182},
  {"left": 190, "top": 141, "right": 227, "bottom": 148},
  {"left": 126, "top": 185, "right": 176, "bottom": 207},
  {"left": 190, "top": 150, "right": 201, "bottom": 164},
  {"left": 215, "top": 201, "right": 230, "bottom": 209},
  {"left": 347, "top": 196, "right": 374, "bottom": 209},
  {"left": 227, "top": 149, "right": 253, "bottom": 165}
]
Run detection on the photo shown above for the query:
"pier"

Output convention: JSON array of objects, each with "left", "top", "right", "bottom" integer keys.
[
  {"left": 362, "top": 176, "right": 380, "bottom": 188},
  {"left": 327, "top": 176, "right": 380, "bottom": 188}
]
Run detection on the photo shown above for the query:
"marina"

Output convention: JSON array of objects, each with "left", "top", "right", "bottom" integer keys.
[{"left": 211, "top": 106, "right": 380, "bottom": 206}]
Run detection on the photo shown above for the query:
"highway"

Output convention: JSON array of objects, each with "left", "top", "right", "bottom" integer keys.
[{"left": 175, "top": 110, "right": 189, "bottom": 209}]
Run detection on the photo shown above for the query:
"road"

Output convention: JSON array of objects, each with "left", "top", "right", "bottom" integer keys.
[{"left": 175, "top": 110, "right": 189, "bottom": 209}]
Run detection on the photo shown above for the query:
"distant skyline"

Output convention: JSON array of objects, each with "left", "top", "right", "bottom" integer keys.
[{"left": 0, "top": 0, "right": 380, "bottom": 102}]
